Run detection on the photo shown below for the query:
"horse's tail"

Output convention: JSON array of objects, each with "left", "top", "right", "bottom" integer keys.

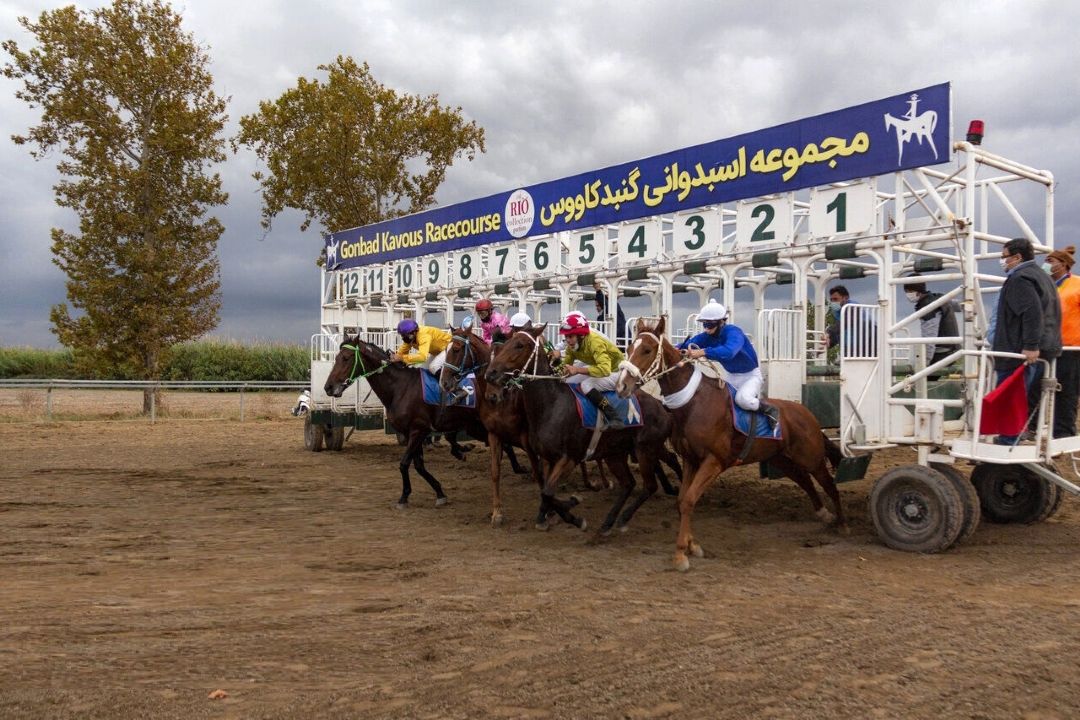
[{"left": 822, "top": 434, "right": 842, "bottom": 471}]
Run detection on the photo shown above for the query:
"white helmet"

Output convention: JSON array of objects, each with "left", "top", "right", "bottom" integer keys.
[
  {"left": 509, "top": 311, "right": 532, "bottom": 328},
  {"left": 698, "top": 299, "right": 728, "bottom": 322}
]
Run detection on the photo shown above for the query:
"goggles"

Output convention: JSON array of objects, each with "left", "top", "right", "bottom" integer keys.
[{"left": 701, "top": 320, "right": 721, "bottom": 329}]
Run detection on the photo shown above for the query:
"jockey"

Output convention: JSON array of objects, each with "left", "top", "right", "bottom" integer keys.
[
  {"left": 679, "top": 299, "right": 779, "bottom": 424},
  {"left": 557, "top": 311, "right": 626, "bottom": 429},
  {"left": 476, "top": 298, "right": 511, "bottom": 345},
  {"left": 391, "top": 318, "right": 451, "bottom": 376}
]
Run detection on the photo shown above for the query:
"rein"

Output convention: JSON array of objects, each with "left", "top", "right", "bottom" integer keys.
[
  {"left": 619, "top": 331, "right": 714, "bottom": 409},
  {"left": 444, "top": 333, "right": 487, "bottom": 379}
]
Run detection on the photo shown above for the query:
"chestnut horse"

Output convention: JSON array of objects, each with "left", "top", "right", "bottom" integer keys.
[
  {"left": 324, "top": 337, "right": 488, "bottom": 509},
  {"left": 485, "top": 325, "right": 681, "bottom": 535},
  {"left": 439, "top": 325, "right": 543, "bottom": 526},
  {"left": 615, "top": 317, "right": 845, "bottom": 572}
]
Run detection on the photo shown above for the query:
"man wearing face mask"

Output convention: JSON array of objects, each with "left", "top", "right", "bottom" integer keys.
[
  {"left": 1044, "top": 245, "right": 1080, "bottom": 437},
  {"left": 905, "top": 277, "right": 960, "bottom": 380},
  {"left": 827, "top": 285, "right": 877, "bottom": 358},
  {"left": 992, "top": 237, "right": 1062, "bottom": 443}
]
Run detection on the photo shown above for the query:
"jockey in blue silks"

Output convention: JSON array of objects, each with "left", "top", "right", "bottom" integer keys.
[{"left": 678, "top": 299, "right": 779, "bottom": 424}]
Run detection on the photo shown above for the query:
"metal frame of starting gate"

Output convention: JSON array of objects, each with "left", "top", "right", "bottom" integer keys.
[{"left": 308, "top": 91, "right": 1080, "bottom": 550}]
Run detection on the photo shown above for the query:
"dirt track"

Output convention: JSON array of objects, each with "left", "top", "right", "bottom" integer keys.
[{"left": 2, "top": 410, "right": 1080, "bottom": 719}]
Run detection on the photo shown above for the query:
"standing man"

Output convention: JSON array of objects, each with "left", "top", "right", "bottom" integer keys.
[
  {"left": 594, "top": 285, "right": 627, "bottom": 348},
  {"left": 992, "top": 237, "right": 1062, "bottom": 443},
  {"left": 679, "top": 299, "right": 779, "bottom": 423},
  {"left": 827, "top": 285, "right": 877, "bottom": 358},
  {"left": 905, "top": 278, "right": 960, "bottom": 380},
  {"left": 1045, "top": 245, "right": 1080, "bottom": 437}
]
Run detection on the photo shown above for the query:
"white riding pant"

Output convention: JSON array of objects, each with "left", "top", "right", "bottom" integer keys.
[
  {"left": 565, "top": 369, "right": 620, "bottom": 394},
  {"left": 726, "top": 367, "right": 764, "bottom": 412},
  {"left": 421, "top": 350, "right": 447, "bottom": 376}
]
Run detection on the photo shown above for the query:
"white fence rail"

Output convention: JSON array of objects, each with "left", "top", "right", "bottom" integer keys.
[{"left": 0, "top": 379, "right": 308, "bottom": 423}]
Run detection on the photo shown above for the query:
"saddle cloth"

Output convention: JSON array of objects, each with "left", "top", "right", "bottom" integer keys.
[
  {"left": 569, "top": 386, "right": 643, "bottom": 429},
  {"left": 420, "top": 371, "right": 477, "bottom": 408},
  {"left": 729, "top": 390, "right": 782, "bottom": 440}
]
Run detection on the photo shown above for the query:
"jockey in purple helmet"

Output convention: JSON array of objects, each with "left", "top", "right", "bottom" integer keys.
[{"left": 392, "top": 318, "right": 452, "bottom": 375}]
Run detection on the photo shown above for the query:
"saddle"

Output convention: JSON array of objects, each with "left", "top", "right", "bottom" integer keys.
[{"left": 420, "top": 371, "right": 476, "bottom": 408}]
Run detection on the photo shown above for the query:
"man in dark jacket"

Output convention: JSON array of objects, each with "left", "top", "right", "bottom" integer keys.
[
  {"left": 906, "top": 279, "right": 960, "bottom": 379},
  {"left": 992, "top": 237, "right": 1063, "bottom": 442}
]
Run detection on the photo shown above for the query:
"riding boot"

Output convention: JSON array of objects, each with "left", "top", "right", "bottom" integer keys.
[
  {"left": 759, "top": 400, "right": 780, "bottom": 426},
  {"left": 586, "top": 389, "right": 625, "bottom": 430}
]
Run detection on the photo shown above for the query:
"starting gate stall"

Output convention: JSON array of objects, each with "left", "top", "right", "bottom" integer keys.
[{"left": 308, "top": 82, "right": 1079, "bottom": 552}]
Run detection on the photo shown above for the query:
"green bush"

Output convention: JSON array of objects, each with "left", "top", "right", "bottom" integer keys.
[
  {"left": 0, "top": 347, "right": 78, "bottom": 378},
  {"left": 0, "top": 340, "right": 308, "bottom": 381}
]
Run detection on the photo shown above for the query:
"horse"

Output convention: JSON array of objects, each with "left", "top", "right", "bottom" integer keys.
[
  {"left": 439, "top": 324, "right": 543, "bottom": 526},
  {"left": 324, "top": 337, "right": 488, "bottom": 509},
  {"left": 485, "top": 325, "right": 682, "bottom": 536},
  {"left": 615, "top": 317, "right": 846, "bottom": 572}
]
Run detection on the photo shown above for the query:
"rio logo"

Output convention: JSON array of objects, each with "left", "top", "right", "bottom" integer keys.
[{"left": 504, "top": 188, "right": 535, "bottom": 239}]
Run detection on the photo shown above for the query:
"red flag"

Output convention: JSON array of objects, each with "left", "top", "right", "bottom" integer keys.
[{"left": 980, "top": 365, "right": 1029, "bottom": 435}]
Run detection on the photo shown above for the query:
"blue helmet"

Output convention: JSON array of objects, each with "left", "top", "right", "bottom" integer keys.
[{"left": 397, "top": 318, "right": 419, "bottom": 336}]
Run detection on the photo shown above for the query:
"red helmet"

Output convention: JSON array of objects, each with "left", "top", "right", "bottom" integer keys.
[
  {"left": 475, "top": 298, "right": 493, "bottom": 312},
  {"left": 559, "top": 312, "right": 590, "bottom": 336}
]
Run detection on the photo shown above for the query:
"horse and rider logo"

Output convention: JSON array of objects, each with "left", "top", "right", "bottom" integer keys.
[
  {"left": 884, "top": 93, "right": 939, "bottom": 166},
  {"left": 325, "top": 239, "right": 340, "bottom": 269}
]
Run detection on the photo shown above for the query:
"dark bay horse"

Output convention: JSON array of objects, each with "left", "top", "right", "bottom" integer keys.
[
  {"left": 324, "top": 337, "right": 488, "bottom": 509},
  {"left": 485, "top": 325, "right": 681, "bottom": 535},
  {"left": 615, "top": 317, "right": 845, "bottom": 572},
  {"left": 439, "top": 325, "right": 543, "bottom": 526}
]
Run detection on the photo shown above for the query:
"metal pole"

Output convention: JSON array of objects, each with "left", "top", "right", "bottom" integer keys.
[
  {"left": 46, "top": 386, "right": 52, "bottom": 422},
  {"left": 239, "top": 386, "right": 245, "bottom": 422}
]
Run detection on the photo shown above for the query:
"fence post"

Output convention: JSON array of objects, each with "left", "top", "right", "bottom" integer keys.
[
  {"left": 46, "top": 385, "right": 53, "bottom": 422},
  {"left": 239, "top": 385, "right": 246, "bottom": 422},
  {"left": 150, "top": 384, "right": 156, "bottom": 424}
]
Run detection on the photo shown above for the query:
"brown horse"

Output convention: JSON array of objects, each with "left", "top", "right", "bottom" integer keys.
[
  {"left": 439, "top": 325, "right": 543, "bottom": 526},
  {"left": 615, "top": 317, "right": 845, "bottom": 572},
  {"left": 324, "top": 337, "right": 488, "bottom": 509},
  {"left": 485, "top": 325, "right": 681, "bottom": 535}
]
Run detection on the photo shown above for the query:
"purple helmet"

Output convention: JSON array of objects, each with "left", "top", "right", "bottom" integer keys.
[{"left": 397, "top": 318, "right": 419, "bottom": 336}]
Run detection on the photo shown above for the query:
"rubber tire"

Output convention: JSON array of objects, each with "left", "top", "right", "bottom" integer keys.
[
  {"left": 869, "top": 465, "right": 964, "bottom": 553},
  {"left": 304, "top": 414, "right": 324, "bottom": 452},
  {"left": 930, "top": 462, "right": 981, "bottom": 544},
  {"left": 971, "top": 464, "right": 1058, "bottom": 524},
  {"left": 325, "top": 425, "right": 345, "bottom": 451}
]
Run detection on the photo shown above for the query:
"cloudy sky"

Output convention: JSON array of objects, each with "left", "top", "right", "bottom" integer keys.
[{"left": 2, "top": 0, "right": 1079, "bottom": 347}]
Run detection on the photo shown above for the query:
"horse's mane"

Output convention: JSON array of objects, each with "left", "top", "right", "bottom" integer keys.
[
  {"left": 344, "top": 335, "right": 392, "bottom": 360},
  {"left": 491, "top": 328, "right": 511, "bottom": 345}
]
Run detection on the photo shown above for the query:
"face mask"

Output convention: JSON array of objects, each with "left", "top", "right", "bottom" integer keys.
[
  {"left": 1042, "top": 262, "right": 1054, "bottom": 275},
  {"left": 829, "top": 302, "right": 842, "bottom": 315},
  {"left": 999, "top": 257, "right": 1010, "bottom": 271},
  {"left": 905, "top": 292, "right": 920, "bottom": 303}
]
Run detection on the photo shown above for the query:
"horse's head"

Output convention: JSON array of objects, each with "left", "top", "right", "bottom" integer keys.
[
  {"left": 440, "top": 325, "right": 486, "bottom": 394},
  {"left": 324, "top": 337, "right": 387, "bottom": 397},
  {"left": 616, "top": 316, "right": 667, "bottom": 398},
  {"left": 486, "top": 324, "right": 546, "bottom": 389}
]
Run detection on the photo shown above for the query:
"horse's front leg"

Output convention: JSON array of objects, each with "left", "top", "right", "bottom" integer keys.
[
  {"left": 505, "top": 445, "right": 528, "bottom": 475},
  {"left": 411, "top": 433, "right": 448, "bottom": 507},
  {"left": 537, "top": 455, "right": 586, "bottom": 532},
  {"left": 488, "top": 432, "right": 505, "bottom": 527},
  {"left": 674, "top": 456, "right": 724, "bottom": 572},
  {"left": 396, "top": 429, "right": 426, "bottom": 509}
]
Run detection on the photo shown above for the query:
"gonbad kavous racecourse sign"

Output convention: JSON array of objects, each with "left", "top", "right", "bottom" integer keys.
[{"left": 325, "top": 83, "right": 950, "bottom": 269}]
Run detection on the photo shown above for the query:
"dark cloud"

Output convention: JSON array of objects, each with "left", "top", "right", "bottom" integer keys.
[{"left": 3, "top": 0, "right": 1079, "bottom": 348}]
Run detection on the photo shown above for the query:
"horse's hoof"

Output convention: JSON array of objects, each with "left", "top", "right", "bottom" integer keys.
[
  {"left": 690, "top": 542, "right": 704, "bottom": 558},
  {"left": 394, "top": 502, "right": 408, "bottom": 511},
  {"left": 569, "top": 494, "right": 582, "bottom": 508},
  {"left": 435, "top": 496, "right": 449, "bottom": 507},
  {"left": 599, "top": 525, "right": 613, "bottom": 537},
  {"left": 815, "top": 507, "right": 835, "bottom": 525},
  {"left": 491, "top": 513, "right": 504, "bottom": 527},
  {"left": 618, "top": 524, "right": 630, "bottom": 534},
  {"left": 674, "top": 555, "right": 691, "bottom": 572},
  {"left": 535, "top": 521, "right": 550, "bottom": 532},
  {"left": 577, "top": 518, "right": 588, "bottom": 532}
]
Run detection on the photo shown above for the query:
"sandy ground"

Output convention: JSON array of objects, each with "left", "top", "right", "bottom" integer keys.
[{"left": 1, "top": 391, "right": 1080, "bottom": 719}]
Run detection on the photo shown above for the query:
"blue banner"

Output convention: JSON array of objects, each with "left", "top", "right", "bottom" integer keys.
[{"left": 327, "top": 83, "right": 950, "bottom": 268}]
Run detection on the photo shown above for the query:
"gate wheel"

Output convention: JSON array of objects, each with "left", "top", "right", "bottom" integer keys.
[
  {"left": 930, "top": 462, "right": 981, "bottom": 544},
  {"left": 304, "top": 414, "right": 324, "bottom": 452},
  {"left": 971, "top": 464, "right": 1058, "bottom": 524},
  {"left": 869, "top": 465, "right": 964, "bottom": 553},
  {"left": 325, "top": 425, "right": 345, "bottom": 451}
]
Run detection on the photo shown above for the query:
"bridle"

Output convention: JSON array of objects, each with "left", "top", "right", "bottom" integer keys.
[
  {"left": 340, "top": 341, "right": 389, "bottom": 386},
  {"left": 443, "top": 332, "right": 486, "bottom": 381},
  {"left": 618, "top": 331, "right": 686, "bottom": 386}
]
